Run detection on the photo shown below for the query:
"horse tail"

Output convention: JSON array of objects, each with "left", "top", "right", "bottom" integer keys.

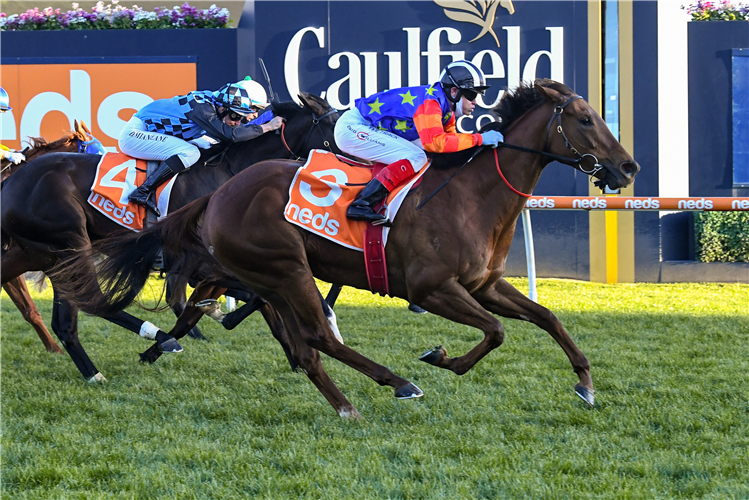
[{"left": 52, "top": 194, "right": 216, "bottom": 316}]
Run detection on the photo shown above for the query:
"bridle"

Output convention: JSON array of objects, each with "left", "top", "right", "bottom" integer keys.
[
  {"left": 78, "top": 136, "right": 107, "bottom": 155},
  {"left": 1, "top": 133, "right": 106, "bottom": 177},
  {"left": 500, "top": 94, "right": 604, "bottom": 177},
  {"left": 280, "top": 108, "right": 338, "bottom": 160},
  {"left": 417, "top": 94, "right": 606, "bottom": 209}
]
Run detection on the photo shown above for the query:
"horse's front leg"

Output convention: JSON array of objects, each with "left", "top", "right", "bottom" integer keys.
[
  {"left": 3, "top": 276, "right": 63, "bottom": 354},
  {"left": 414, "top": 278, "right": 506, "bottom": 376},
  {"left": 473, "top": 278, "right": 594, "bottom": 406}
]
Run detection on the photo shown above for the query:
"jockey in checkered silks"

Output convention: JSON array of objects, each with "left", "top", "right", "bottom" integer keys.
[
  {"left": 0, "top": 87, "right": 26, "bottom": 165},
  {"left": 118, "top": 77, "right": 285, "bottom": 216}
]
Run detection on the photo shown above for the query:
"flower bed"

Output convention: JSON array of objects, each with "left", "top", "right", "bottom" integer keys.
[
  {"left": 0, "top": 1, "right": 231, "bottom": 30},
  {"left": 682, "top": 0, "right": 749, "bottom": 21}
]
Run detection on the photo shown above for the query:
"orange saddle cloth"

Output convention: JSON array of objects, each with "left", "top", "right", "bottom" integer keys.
[
  {"left": 88, "top": 152, "right": 175, "bottom": 231},
  {"left": 284, "top": 149, "right": 426, "bottom": 251}
]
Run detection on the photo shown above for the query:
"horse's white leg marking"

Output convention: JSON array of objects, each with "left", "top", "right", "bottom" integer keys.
[
  {"left": 139, "top": 321, "right": 160, "bottom": 340},
  {"left": 88, "top": 372, "right": 107, "bottom": 383},
  {"left": 325, "top": 307, "right": 344, "bottom": 344}
]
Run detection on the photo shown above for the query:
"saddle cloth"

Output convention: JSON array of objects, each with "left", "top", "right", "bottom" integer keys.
[
  {"left": 285, "top": 149, "right": 428, "bottom": 252},
  {"left": 88, "top": 152, "right": 177, "bottom": 231}
]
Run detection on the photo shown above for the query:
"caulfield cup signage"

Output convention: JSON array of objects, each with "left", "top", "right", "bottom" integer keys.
[
  {"left": 280, "top": 1, "right": 566, "bottom": 133},
  {"left": 0, "top": 62, "right": 196, "bottom": 150}
]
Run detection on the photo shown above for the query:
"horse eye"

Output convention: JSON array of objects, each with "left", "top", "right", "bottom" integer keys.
[{"left": 580, "top": 117, "right": 592, "bottom": 126}]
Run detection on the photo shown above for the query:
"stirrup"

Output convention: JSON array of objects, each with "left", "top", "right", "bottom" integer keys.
[{"left": 371, "top": 217, "right": 392, "bottom": 227}]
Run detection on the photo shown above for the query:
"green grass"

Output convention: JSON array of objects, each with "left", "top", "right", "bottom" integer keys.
[{"left": 2, "top": 278, "right": 748, "bottom": 499}]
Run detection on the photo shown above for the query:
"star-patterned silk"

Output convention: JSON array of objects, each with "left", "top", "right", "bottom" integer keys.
[{"left": 354, "top": 83, "right": 482, "bottom": 154}]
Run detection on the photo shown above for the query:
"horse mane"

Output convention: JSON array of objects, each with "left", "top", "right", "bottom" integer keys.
[
  {"left": 493, "top": 79, "right": 575, "bottom": 133},
  {"left": 430, "top": 79, "right": 575, "bottom": 171}
]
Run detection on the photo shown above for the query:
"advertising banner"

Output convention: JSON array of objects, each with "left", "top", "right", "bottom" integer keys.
[
  {"left": 1, "top": 60, "right": 196, "bottom": 150},
  {"left": 255, "top": 0, "right": 587, "bottom": 134}
]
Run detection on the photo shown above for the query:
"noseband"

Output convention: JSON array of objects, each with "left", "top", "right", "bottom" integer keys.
[{"left": 281, "top": 108, "right": 338, "bottom": 160}]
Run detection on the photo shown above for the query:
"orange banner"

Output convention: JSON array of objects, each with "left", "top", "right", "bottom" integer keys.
[
  {"left": 525, "top": 196, "right": 749, "bottom": 211},
  {"left": 0, "top": 63, "right": 196, "bottom": 151}
]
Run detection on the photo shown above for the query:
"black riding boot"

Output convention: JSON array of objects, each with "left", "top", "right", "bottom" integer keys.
[
  {"left": 347, "top": 178, "right": 390, "bottom": 223},
  {"left": 128, "top": 156, "right": 183, "bottom": 217}
]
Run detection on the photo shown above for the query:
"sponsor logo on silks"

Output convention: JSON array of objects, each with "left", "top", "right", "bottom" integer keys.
[
  {"left": 436, "top": 0, "right": 515, "bottom": 47},
  {"left": 356, "top": 131, "right": 369, "bottom": 141}
]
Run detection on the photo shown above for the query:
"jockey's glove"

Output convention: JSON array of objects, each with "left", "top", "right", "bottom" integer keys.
[
  {"left": 189, "top": 135, "right": 220, "bottom": 149},
  {"left": 480, "top": 130, "right": 504, "bottom": 148},
  {"left": 2, "top": 150, "right": 25, "bottom": 164}
]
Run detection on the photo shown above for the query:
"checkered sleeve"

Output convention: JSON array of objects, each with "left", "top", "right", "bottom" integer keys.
[{"left": 185, "top": 101, "right": 264, "bottom": 143}]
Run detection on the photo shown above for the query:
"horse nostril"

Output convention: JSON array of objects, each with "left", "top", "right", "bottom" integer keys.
[{"left": 620, "top": 162, "right": 638, "bottom": 176}]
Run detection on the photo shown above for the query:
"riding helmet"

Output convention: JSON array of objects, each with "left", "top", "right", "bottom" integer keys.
[
  {"left": 0, "top": 87, "right": 12, "bottom": 112},
  {"left": 439, "top": 60, "right": 490, "bottom": 103}
]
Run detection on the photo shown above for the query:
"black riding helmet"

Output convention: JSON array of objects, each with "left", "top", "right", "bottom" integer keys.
[{"left": 439, "top": 60, "right": 490, "bottom": 103}]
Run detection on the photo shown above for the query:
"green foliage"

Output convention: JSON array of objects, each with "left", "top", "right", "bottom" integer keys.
[
  {"left": 2, "top": 278, "right": 748, "bottom": 499},
  {"left": 695, "top": 211, "right": 749, "bottom": 262}
]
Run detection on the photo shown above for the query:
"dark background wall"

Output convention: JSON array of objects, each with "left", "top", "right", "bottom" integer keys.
[{"left": 0, "top": 29, "right": 238, "bottom": 90}]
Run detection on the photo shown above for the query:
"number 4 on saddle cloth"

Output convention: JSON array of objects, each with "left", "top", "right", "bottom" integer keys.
[
  {"left": 285, "top": 149, "right": 428, "bottom": 295},
  {"left": 88, "top": 153, "right": 177, "bottom": 232}
]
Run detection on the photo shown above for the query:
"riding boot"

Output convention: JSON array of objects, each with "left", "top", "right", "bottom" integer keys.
[
  {"left": 346, "top": 179, "right": 391, "bottom": 223},
  {"left": 347, "top": 159, "right": 417, "bottom": 223},
  {"left": 128, "top": 155, "right": 183, "bottom": 217}
]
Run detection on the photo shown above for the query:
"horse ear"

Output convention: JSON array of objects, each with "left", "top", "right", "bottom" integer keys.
[
  {"left": 79, "top": 120, "right": 93, "bottom": 137},
  {"left": 534, "top": 82, "right": 564, "bottom": 106},
  {"left": 298, "top": 93, "right": 311, "bottom": 110}
]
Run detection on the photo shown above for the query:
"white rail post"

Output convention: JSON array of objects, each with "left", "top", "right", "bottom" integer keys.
[
  {"left": 225, "top": 296, "right": 236, "bottom": 312},
  {"left": 521, "top": 208, "right": 538, "bottom": 302}
]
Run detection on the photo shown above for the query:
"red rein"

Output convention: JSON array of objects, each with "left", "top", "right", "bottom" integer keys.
[{"left": 494, "top": 148, "right": 531, "bottom": 198}]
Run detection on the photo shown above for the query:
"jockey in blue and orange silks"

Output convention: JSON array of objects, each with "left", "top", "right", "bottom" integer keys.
[
  {"left": 333, "top": 60, "right": 504, "bottom": 224},
  {"left": 0, "top": 87, "right": 26, "bottom": 166}
]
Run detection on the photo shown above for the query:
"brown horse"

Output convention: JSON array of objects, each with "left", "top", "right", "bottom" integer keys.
[
  {"left": 59, "top": 80, "right": 639, "bottom": 417},
  {"left": 2, "top": 94, "right": 340, "bottom": 381},
  {"left": 1, "top": 120, "right": 105, "bottom": 354}
]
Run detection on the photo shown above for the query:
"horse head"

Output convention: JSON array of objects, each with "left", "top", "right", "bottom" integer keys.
[
  {"left": 532, "top": 79, "right": 639, "bottom": 191},
  {"left": 272, "top": 92, "right": 341, "bottom": 159},
  {"left": 493, "top": 80, "right": 639, "bottom": 192}
]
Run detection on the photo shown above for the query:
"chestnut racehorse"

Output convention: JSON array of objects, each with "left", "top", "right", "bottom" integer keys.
[{"left": 59, "top": 80, "right": 639, "bottom": 417}]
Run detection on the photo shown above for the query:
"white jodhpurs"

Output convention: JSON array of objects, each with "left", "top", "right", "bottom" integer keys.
[
  {"left": 118, "top": 116, "right": 200, "bottom": 169},
  {"left": 333, "top": 108, "right": 428, "bottom": 172}
]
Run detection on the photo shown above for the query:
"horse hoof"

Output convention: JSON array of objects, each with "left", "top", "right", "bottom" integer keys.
[
  {"left": 408, "top": 303, "right": 428, "bottom": 314},
  {"left": 418, "top": 345, "right": 445, "bottom": 365},
  {"left": 88, "top": 372, "right": 107, "bottom": 383},
  {"left": 187, "top": 327, "right": 207, "bottom": 340},
  {"left": 338, "top": 407, "right": 362, "bottom": 419},
  {"left": 575, "top": 384, "right": 595, "bottom": 407},
  {"left": 395, "top": 382, "right": 423, "bottom": 399},
  {"left": 158, "top": 338, "right": 184, "bottom": 354}
]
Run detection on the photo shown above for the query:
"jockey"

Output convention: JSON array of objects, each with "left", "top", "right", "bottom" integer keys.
[
  {"left": 118, "top": 77, "right": 285, "bottom": 216},
  {"left": 0, "top": 87, "right": 26, "bottom": 165},
  {"left": 333, "top": 60, "right": 503, "bottom": 224}
]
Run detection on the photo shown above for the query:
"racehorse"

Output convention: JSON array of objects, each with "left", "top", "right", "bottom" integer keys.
[
  {"left": 1, "top": 120, "right": 105, "bottom": 354},
  {"left": 1, "top": 93, "right": 340, "bottom": 381},
  {"left": 57, "top": 80, "right": 640, "bottom": 417}
]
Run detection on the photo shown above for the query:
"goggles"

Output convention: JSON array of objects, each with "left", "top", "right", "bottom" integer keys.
[{"left": 461, "top": 89, "right": 478, "bottom": 102}]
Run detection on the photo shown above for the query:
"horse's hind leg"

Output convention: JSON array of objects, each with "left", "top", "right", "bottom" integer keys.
[
  {"left": 166, "top": 274, "right": 206, "bottom": 340},
  {"left": 258, "top": 302, "right": 298, "bottom": 371},
  {"left": 49, "top": 287, "right": 104, "bottom": 382},
  {"left": 271, "top": 297, "right": 360, "bottom": 418},
  {"left": 276, "top": 273, "right": 422, "bottom": 400},
  {"left": 2, "top": 276, "right": 63, "bottom": 354},
  {"left": 474, "top": 278, "right": 594, "bottom": 406}
]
